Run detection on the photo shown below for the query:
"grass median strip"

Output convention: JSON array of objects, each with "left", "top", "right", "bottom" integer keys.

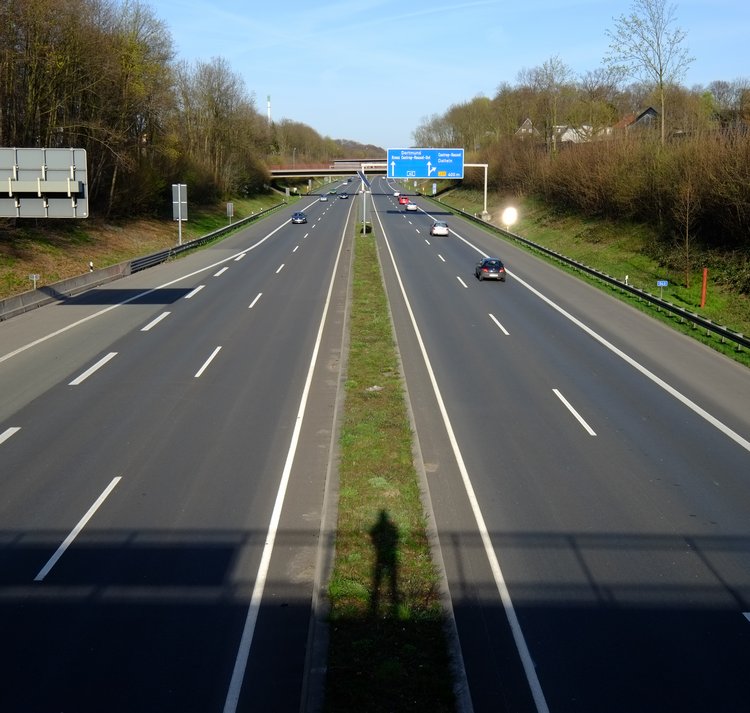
[{"left": 324, "top": 228, "right": 456, "bottom": 711}]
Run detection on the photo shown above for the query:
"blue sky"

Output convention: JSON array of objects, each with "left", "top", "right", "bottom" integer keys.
[{"left": 150, "top": 0, "right": 749, "bottom": 150}]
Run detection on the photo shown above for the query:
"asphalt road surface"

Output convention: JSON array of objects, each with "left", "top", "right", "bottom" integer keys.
[
  {"left": 371, "top": 176, "right": 750, "bottom": 713},
  {"left": 2, "top": 177, "right": 749, "bottom": 713},
  {"left": 0, "top": 185, "right": 354, "bottom": 713}
]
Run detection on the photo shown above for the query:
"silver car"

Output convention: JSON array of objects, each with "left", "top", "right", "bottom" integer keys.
[{"left": 430, "top": 221, "right": 449, "bottom": 236}]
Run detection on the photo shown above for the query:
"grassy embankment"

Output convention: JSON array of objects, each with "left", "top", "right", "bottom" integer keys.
[
  {"left": 0, "top": 193, "right": 286, "bottom": 299},
  {"left": 436, "top": 188, "right": 750, "bottom": 367}
]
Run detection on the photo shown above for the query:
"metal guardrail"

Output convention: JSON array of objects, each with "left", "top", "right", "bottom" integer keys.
[
  {"left": 445, "top": 203, "right": 749, "bottom": 352},
  {"left": 129, "top": 202, "right": 284, "bottom": 273},
  {"left": 0, "top": 202, "right": 286, "bottom": 320}
]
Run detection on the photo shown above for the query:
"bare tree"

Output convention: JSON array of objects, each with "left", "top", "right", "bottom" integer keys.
[
  {"left": 576, "top": 68, "right": 623, "bottom": 137},
  {"left": 605, "top": 0, "right": 693, "bottom": 144},
  {"left": 518, "top": 56, "right": 574, "bottom": 154}
]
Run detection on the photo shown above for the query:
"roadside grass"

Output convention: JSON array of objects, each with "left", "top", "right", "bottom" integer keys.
[
  {"left": 0, "top": 193, "right": 285, "bottom": 299},
  {"left": 439, "top": 189, "right": 750, "bottom": 367},
  {"left": 324, "top": 228, "right": 455, "bottom": 712}
]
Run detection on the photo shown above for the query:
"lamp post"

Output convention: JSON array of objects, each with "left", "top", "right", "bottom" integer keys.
[
  {"left": 501, "top": 206, "right": 518, "bottom": 233},
  {"left": 292, "top": 147, "right": 296, "bottom": 168}
]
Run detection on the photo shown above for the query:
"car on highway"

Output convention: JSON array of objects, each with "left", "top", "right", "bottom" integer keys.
[
  {"left": 405, "top": 202, "right": 418, "bottom": 211},
  {"left": 393, "top": 191, "right": 400, "bottom": 197},
  {"left": 291, "top": 211, "right": 307, "bottom": 224},
  {"left": 430, "top": 221, "right": 449, "bottom": 236},
  {"left": 475, "top": 257, "right": 506, "bottom": 281},
  {"left": 319, "top": 195, "right": 328, "bottom": 202},
  {"left": 339, "top": 192, "right": 349, "bottom": 199},
  {"left": 398, "top": 195, "right": 409, "bottom": 205}
]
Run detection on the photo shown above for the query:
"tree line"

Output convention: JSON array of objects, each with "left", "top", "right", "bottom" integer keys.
[
  {"left": 0, "top": 0, "right": 377, "bottom": 219},
  {"left": 414, "top": 0, "right": 750, "bottom": 291}
]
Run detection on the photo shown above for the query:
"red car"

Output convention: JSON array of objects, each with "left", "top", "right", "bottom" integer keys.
[{"left": 398, "top": 195, "right": 409, "bottom": 205}]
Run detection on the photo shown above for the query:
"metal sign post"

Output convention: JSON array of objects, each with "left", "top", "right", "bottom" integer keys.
[
  {"left": 358, "top": 168, "right": 372, "bottom": 235},
  {"left": 172, "top": 184, "right": 187, "bottom": 245}
]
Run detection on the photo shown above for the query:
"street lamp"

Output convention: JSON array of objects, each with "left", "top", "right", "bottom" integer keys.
[
  {"left": 292, "top": 147, "right": 296, "bottom": 168},
  {"left": 501, "top": 206, "right": 518, "bottom": 232}
]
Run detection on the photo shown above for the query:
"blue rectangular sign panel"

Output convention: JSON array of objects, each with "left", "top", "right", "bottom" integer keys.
[{"left": 387, "top": 148, "right": 464, "bottom": 179}]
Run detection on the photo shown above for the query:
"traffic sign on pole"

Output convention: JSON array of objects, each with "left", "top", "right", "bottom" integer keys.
[
  {"left": 387, "top": 148, "right": 464, "bottom": 179},
  {"left": 172, "top": 183, "right": 187, "bottom": 245}
]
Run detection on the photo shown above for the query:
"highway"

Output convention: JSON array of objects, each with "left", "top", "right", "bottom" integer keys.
[
  {"left": 2, "top": 176, "right": 749, "bottom": 713},
  {"left": 0, "top": 188, "right": 354, "bottom": 712},
  {"left": 369, "top": 177, "right": 750, "bottom": 713}
]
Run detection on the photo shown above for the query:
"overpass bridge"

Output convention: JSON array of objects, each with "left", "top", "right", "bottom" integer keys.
[{"left": 268, "top": 159, "right": 387, "bottom": 179}]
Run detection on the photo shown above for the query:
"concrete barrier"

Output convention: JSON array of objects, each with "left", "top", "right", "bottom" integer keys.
[{"left": 0, "top": 262, "right": 129, "bottom": 321}]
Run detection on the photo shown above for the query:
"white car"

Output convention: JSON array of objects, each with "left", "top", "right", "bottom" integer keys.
[
  {"left": 393, "top": 191, "right": 400, "bottom": 197},
  {"left": 405, "top": 202, "right": 418, "bottom": 211},
  {"left": 430, "top": 221, "right": 449, "bottom": 236},
  {"left": 319, "top": 195, "right": 328, "bottom": 201}
]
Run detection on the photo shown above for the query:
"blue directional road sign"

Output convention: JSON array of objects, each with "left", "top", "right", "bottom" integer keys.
[{"left": 387, "top": 148, "right": 464, "bottom": 179}]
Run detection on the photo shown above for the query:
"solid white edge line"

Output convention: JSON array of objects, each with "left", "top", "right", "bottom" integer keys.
[
  {"left": 505, "top": 269, "right": 750, "bottom": 454},
  {"left": 248, "top": 293, "right": 262, "bottom": 309},
  {"left": 69, "top": 352, "right": 118, "bottom": 386},
  {"left": 141, "top": 311, "right": 171, "bottom": 332},
  {"left": 194, "top": 346, "right": 222, "bottom": 378},
  {"left": 553, "top": 388, "right": 597, "bottom": 436},
  {"left": 185, "top": 285, "right": 205, "bottom": 299},
  {"left": 447, "top": 228, "right": 750, "bottom": 454},
  {"left": 1, "top": 219, "right": 292, "bottom": 365},
  {"left": 373, "top": 201, "right": 551, "bottom": 713},
  {"left": 222, "top": 191, "right": 354, "bottom": 713},
  {"left": 489, "top": 313, "right": 510, "bottom": 336},
  {"left": 0, "top": 427, "right": 21, "bottom": 445},
  {"left": 34, "top": 476, "right": 122, "bottom": 582}
]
